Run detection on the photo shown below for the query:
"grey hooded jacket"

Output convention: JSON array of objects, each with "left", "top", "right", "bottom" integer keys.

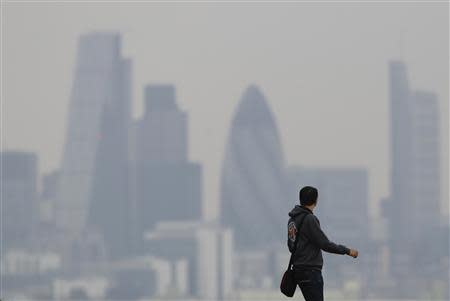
[{"left": 287, "top": 205, "right": 350, "bottom": 270}]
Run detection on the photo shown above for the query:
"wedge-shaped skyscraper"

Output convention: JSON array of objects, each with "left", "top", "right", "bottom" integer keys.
[{"left": 56, "top": 32, "right": 131, "bottom": 258}]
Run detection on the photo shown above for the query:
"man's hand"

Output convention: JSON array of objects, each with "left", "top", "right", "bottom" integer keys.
[{"left": 348, "top": 248, "right": 358, "bottom": 258}]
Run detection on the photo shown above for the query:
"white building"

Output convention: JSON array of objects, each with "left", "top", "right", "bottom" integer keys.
[
  {"left": 3, "top": 250, "right": 61, "bottom": 275},
  {"left": 53, "top": 276, "right": 109, "bottom": 299},
  {"left": 145, "top": 220, "right": 234, "bottom": 300}
]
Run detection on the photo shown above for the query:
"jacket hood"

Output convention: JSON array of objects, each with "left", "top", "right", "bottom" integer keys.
[{"left": 288, "top": 205, "right": 312, "bottom": 218}]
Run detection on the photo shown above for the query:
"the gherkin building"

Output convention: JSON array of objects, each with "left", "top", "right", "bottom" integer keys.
[{"left": 220, "top": 85, "right": 289, "bottom": 250}]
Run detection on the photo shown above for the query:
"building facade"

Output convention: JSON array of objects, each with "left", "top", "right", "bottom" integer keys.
[
  {"left": 384, "top": 61, "right": 446, "bottom": 297},
  {"left": 1, "top": 151, "right": 38, "bottom": 250},
  {"left": 133, "top": 85, "right": 202, "bottom": 250},
  {"left": 56, "top": 32, "right": 132, "bottom": 259},
  {"left": 220, "top": 85, "right": 288, "bottom": 251}
]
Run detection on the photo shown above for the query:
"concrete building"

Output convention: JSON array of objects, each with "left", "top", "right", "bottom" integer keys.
[
  {"left": 144, "top": 220, "right": 234, "bottom": 300},
  {"left": 133, "top": 85, "right": 202, "bottom": 250},
  {"left": 1, "top": 151, "right": 38, "bottom": 250}
]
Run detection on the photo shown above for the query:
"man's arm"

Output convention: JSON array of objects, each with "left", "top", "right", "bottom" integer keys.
[{"left": 305, "top": 215, "right": 351, "bottom": 255}]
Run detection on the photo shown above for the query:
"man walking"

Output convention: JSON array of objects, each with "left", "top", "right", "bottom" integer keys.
[{"left": 287, "top": 186, "right": 358, "bottom": 301}]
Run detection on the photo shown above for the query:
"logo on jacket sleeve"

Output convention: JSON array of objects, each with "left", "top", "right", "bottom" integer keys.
[{"left": 288, "top": 221, "right": 297, "bottom": 242}]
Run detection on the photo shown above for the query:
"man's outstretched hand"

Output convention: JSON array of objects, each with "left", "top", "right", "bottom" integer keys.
[{"left": 348, "top": 248, "right": 358, "bottom": 258}]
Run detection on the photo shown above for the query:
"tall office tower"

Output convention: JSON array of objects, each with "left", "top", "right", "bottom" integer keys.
[
  {"left": 385, "top": 61, "right": 444, "bottom": 296},
  {"left": 56, "top": 32, "right": 132, "bottom": 259},
  {"left": 408, "top": 91, "right": 441, "bottom": 228},
  {"left": 220, "top": 85, "right": 288, "bottom": 250},
  {"left": 387, "top": 61, "right": 414, "bottom": 257},
  {"left": 136, "top": 85, "right": 187, "bottom": 164},
  {"left": 1, "top": 152, "right": 37, "bottom": 250},
  {"left": 87, "top": 58, "right": 132, "bottom": 259},
  {"left": 287, "top": 166, "right": 369, "bottom": 289},
  {"left": 134, "top": 85, "right": 202, "bottom": 249}
]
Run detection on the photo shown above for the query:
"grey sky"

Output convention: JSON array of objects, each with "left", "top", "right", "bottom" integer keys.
[{"left": 4, "top": 2, "right": 448, "bottom": 221}]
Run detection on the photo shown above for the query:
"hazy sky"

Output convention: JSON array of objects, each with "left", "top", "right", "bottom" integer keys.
[{"left": 3, "top": 2, "right": 449, "bottom": 221}]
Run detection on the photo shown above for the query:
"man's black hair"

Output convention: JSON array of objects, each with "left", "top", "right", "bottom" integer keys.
[{"left": 299, "top": 186, "right": 318, "bottom": 206}]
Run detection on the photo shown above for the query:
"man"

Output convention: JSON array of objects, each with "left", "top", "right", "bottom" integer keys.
[{"left": 287, "top": 186, "right": 358, "bottom": 301}]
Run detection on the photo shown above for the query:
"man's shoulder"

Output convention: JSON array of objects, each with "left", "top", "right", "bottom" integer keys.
[
  {"left": 304, "top": 213, "right": 319, "bottom": 225},
  {"left": 291, "top": 212, "right": 315, "bottom": 226}
]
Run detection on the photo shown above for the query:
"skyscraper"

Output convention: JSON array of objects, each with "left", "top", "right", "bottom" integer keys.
[
  {"left": 134, "top": 85, "right": 202, "bottom": 249},
  {"left": 220, "top": 85, "right": 288, "bottom": 250},
  {"left": 1, "top": 151, "right": 38, "bottom": 250},
  {"left": 87, "top": 59, "right": 132, "bottom": 259},
  {"left": 384, "top": 61, "right": 444, "bottom": 296},
  {"left": 386, "top": 61, "right": 414, "bottom": 254},
  {"left": 387, "top": 60, "right": 441, "bottom": 248},
  {"left": 136, "top": 85, "right": 187, "bottom": 164},
  {"left": 56, "top": 32, "right": 132, "bottom": 258}
]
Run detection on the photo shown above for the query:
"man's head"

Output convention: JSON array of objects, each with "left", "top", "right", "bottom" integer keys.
[{"left": 299, "top": 186, "right": 318, "bottom": 208}]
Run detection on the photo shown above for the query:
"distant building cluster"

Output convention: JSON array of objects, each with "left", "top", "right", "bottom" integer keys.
[
  {"left": 381, "top": 61, "right": 448, "bottom": 298},
  {"left": 1, "top": 32, "right": 448, "bottom": 300}
]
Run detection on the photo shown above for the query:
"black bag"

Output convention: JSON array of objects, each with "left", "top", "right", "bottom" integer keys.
[
  {"left": 280, "top": 213, "right": 309, "bottom": 297},
  {"left": 280, "top": 261, "right": 297, "bottom": 297}
]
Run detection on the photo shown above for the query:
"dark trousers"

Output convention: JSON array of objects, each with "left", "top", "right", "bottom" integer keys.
[{"left": 293, "top": 268, "right": 324, "bottom": 301}]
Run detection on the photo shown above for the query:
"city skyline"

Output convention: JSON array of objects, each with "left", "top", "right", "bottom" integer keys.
[
  {"left": 4, "top": 4, "right": 449, "bottom": 223},
  {"left": 1, "top": 30, "right": 448, "bottom": 298}
]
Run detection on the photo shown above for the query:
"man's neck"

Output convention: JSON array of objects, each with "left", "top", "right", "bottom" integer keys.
[{"left": 303, "top": 205, "right": 315, "bottom": 212}]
